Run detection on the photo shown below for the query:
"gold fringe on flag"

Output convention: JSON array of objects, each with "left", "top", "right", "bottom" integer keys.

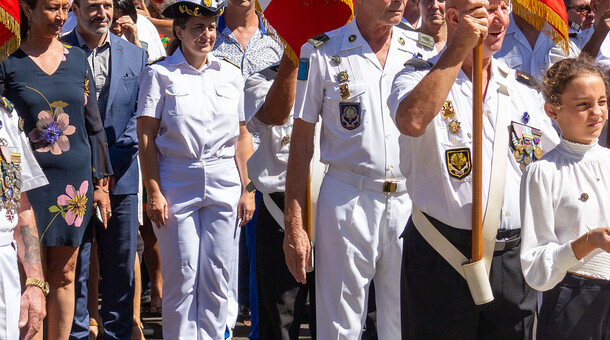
[
  {"left": 255, "top": 0, "right": 354, "bottom": 66},
  {"left": 0, "top": 5, "right": 20, "bottom": 60},
  {"left": 511, "top": 0, "right": 569, "bottom": 54}
]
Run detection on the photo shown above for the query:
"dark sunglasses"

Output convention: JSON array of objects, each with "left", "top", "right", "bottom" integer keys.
[{"left": 567, "top": 4, "right": 592, "bottom": 15}]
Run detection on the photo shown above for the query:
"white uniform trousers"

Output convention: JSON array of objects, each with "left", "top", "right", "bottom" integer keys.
[
  {"left": 315, "top": 175, "right": 409, "bottom": 340},
  {"left": 225, "top": 227, "right": 240, "bottom": 332},
  {"left": 0, "top": 239, "right": 19, "bottom": 340},
  {"left": 154, "top": 157, "right": 241, "bottom": 340}
]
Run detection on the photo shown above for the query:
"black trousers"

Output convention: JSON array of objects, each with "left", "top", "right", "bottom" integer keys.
[
  {"left": 255, "top": 192, "right": 315, "bottom": 340},
  {"left": 538, "top": 274, "right": 610, "bottom": 340},
  {"left": 401, "top": 214, "right": 536, "bottom": 340}
]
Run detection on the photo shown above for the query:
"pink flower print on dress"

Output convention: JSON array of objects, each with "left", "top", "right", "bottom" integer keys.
[
  {"left": 56, "top": 180, "right": 89, "bottom": 227},
  {"left": 28, "top": 102, "right": 76, "bottom": 155}
]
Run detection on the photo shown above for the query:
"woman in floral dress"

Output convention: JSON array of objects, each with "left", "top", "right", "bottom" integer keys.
[{"left": 0, "top": 0, "right": 112, "bottom": 337}]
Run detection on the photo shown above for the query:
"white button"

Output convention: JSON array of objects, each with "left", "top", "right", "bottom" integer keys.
[
  {"left": 452, "top": 138, "right": 457, "bottom": 144},
  {"left": 385, "top": 134, "right": 391, "bottom": 139},
  {"left": 484, "top": 110, "right": 490, "bottom": 117},
  {"left": 387, "top": 165, "right": 393, "bottom": 170},
  {"left": 504, "top": 211, "right": 510, "bottom": 216}
]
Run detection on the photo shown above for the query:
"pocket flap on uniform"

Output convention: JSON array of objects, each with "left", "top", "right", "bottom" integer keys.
[
  {"left": 216, "top": 86, "right": 239, "bottom": 98},
  {"left": 165, "top": 85, "right": 188, "bottom": 96},
  {"left": 326, "top": 81, "right": 366, "bottom": 101}
]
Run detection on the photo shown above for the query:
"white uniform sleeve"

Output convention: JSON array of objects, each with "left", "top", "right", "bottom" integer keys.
[
  {"left": 388, "top": 66, "right": 427, "bottom": 122},
  {"left": 520, "top": 163, "right": 582, "bottom": 291},
  {"left": 3, "top": 109, "right": 47, "bottom": 192},
  {"left": 244, "top": 72, "right": 273, "bottom": 134},
  {"left": 136, "top": 66, "right": 164, "bottom": 119},
  {"left": 236, "top": 73, "right": 245, "bottom": 122},
  {"left": 293, "top": 43, "right": 323, "bottom": 124}
]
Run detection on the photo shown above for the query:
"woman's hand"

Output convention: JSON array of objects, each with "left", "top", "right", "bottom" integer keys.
[
  {"left": 92, "top": 178, "right": 112, "bottom": 228},
  {"left": 147, "top": 191, "right": 169, "bottom": 227},
  {"left": 237, "top": 189, "right": 255, "bottom": 227}
]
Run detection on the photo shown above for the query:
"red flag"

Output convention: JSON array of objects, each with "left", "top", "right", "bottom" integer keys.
[
  {"left": 0, "top": 0, "right": 19, "bottom": 59},
  {"left": 511, "top": 0, "right": 569, "bottom": 52},
  {"left": 256, "top": 0, "right": 354, "bottom": 64}
]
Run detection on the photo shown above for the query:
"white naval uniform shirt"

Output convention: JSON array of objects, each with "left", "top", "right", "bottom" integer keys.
[
  {"left": 521, "top": 139, "right": 610, "bottom": 291},
  {"left": 0, "top": 105, "right": 47, "bottom": 232},
  {"left": 495, "top": 14, "right": 573, "bottom": 81},
  {"left": 294, "top": 19, "right": 423, "bottom": 180},
  {"left": 389, "top": 57, "right": 560, "bottom": 231},
  {"left": 244, "top": 70, "right": 293, "bottom": 193},
  {"left": 136, "top": 48, "right": 244, "bottom": 161}
]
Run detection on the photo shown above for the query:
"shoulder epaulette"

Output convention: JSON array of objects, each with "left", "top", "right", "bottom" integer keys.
[
  {"left": 417, "top": 32, "right": 435, "bottom": 50},
  {"left": 146, "top": 56, "right": 166, "bottom": 66},
  {"left": 515, "top": 70, "right": 541, "bottom": 92},
  {"left": 222, "top": 56, "right": 241, "bottom": 69},
  {"left": 397, "top": 21, "right": 417, "bottom": 32},
  {"left": 307, "top": 33, "right": 330, "bottom": 48},
  {"left": 0, "top": 97, "right": 14, "bottom": 113},
  {"left": 404, "top": 58, "right": 433, "bottom": 70},
  {"left": 259, "top": 64, "right": 279, "bottom": 81}
]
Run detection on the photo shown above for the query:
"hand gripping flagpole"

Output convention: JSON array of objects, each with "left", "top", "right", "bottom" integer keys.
[{"left": 461, "top": 38, "right": 495, "bottom": 305}]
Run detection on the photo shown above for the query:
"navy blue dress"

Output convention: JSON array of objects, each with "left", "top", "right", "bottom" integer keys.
[{"left": 0, "top": 45, "right": 112, "bottom": 247}]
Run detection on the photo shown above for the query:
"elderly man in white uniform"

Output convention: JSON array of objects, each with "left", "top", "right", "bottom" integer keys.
[
  {"left": 283, "top": 0, "right": 426, "bottom": 338},
  {"left": 389, "top": 0, "right": 560, "bottom": 337},
  {"left": 0, "top": 98, "right": 48, "bottom": 339}
]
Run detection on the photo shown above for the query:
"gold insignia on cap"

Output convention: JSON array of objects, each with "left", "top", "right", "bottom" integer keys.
[
  {"left": 204, "top": 0, "right": 211, "bottom": 6},
  {"left": 179, "top": 5, "right": 203, "bottom": 17}
]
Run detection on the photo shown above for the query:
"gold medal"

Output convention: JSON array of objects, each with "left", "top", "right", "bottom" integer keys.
[
  {"left": 534, "top": 146, "right": 542, "bottom": 159},
  {"left": 513, "top": 150, "right": 522, "bottom": 161},
  {"left": 448, "top": 119, "right": 461, "bottom": 134},
  {"left": 441, "top": 101, "right": 455, "bottom": 119},
  {"left": 339, "top": 83, "right": 350, "bottom": 100},
  {"left": 525, "top": 145, "right": 533, "bottom": 154},
  {"left": 524, "top": 154, "right": 532, "bottom": 164},
  {"left": 520, "top": 162, "right": 526, "bottom": 172},
  {"left": 330, "top": 55, "right": 342, "bottom": 66},
  {"left": 336, "top": 71, "right": 349, "bottom": 83}
]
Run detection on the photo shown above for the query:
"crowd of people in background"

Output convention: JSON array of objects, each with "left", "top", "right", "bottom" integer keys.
[{"left": 0, "top": 0, "right": 610, "bottom": 339}]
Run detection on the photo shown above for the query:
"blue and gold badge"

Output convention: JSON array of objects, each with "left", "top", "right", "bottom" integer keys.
[
  {"left": 445, "top": 148, "right": 471, "bottom": 180},
  {"left": 339, "top": 102, "right": 361, "bottom": 130}
]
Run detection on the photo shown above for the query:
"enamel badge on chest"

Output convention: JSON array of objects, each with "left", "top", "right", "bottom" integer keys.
[{"left": 339, "top": 102, "right": 361, "bottom": 130}]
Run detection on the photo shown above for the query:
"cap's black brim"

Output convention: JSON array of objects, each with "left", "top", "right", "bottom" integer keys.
[{"left": 162, "top": 3, "right": 222, "bottom": 18}]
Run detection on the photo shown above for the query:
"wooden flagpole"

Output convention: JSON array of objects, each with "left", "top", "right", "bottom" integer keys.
[{"left": 472, "top": 39, "right": 483, "bottom": 262}]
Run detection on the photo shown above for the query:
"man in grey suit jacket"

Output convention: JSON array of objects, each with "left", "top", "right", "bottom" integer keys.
[{"left": 62, "top": 0, "right": 146, "bottom": 338}]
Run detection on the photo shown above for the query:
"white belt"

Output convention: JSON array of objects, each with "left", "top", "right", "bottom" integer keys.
[
  {"left": 325, "top": 166, "right": 407, "bottom": 193},
  {"left": 0, "top": 232, "right": 14, "bottom": 247}
]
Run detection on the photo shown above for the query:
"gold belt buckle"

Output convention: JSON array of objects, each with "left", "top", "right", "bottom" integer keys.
[{"left": 383, "top": 181, "right": 398, "bottom": 193}]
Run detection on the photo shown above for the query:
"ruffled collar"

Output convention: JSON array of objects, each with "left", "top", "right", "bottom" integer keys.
[{"left": 559, "top": 137, "right": 598, "bottom": 155}]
